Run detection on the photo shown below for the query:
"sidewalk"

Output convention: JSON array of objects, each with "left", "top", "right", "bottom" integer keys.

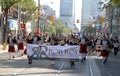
[
  {"left": 0, "top": 44, "right": 19, "bottom": 54},
  {"left": 0, "top": 44, "right": 8, "bottom": 53}
]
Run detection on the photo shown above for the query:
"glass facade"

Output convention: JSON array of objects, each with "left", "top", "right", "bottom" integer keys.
[{"left": 60, "top": 0, "right": 73, "bottom": 17}]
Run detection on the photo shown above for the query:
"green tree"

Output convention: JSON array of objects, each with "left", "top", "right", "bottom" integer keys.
[
  {"left": 82, "top": 25, "right": 96, "bottom": 36},
  {"left": 10, "top": 0, "right": 36, "bottom": 22},
  {"left": 45, "top": 22, "right": 56, "bottom": 34},
  {"left": 18, "top": 0, "right": 36, "bottom": 21},
  {"left": 54, "top": 19, "right": 71, "bottom": 34},
  {"left": 109, "top": 0, "right": 120, "bottom": 6},
  {"left": 1, "top": 0, "right": 37, "bottom": 43},
  {"left": 1, "top": 0, "right": 20, "bottom": 43},
  {"left": 45, "top": 19, "right": 71, "bottom": 35}
]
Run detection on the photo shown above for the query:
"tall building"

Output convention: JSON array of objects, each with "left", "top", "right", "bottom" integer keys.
[
  {"left": 42, "top": 5, "right": 56, "bottom": 19},
  {"left": 60, "top": 0, "right": 74, "bottom": 29},
  {"left": 81, "top": 0, "right": 101, "bottom": 29}
]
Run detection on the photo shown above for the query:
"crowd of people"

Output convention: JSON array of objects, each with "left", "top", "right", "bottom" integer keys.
[{"left": 7, "top": 31, "right": 120, "bottom": 67}]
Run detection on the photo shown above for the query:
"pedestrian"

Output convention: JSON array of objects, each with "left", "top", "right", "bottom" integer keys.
[
  {"left": 69, "top": 38, "right": 78, "bottom": 67},
  {"left": 79, "top": 35, "right": 88, "bottom": 62},
  {"left": 86, "top": 36, "right": 93, "bottom": 55},
  {"left": 32, "top": 32, "right": 41, "bottom": 44},
  {"left": 25, "top": 33, "right": 33, "bottom": 64},
  {"left": 17, "top": 30, "right": 25, "bottom": 57},
  {"left": 95, "top": 37, "right": 102, "bottom": 57},
  {"left": 100, "top": 37, "right": 110, "bottom": 64},
  {"left": 50, "top": 34, "right": 59, "bottom": 65},
  {"left": 113, "top": 40, "right": 119, "bottom": 55},
  {"left": 7, "top": 33, "right": 16, "bottom": 60}
]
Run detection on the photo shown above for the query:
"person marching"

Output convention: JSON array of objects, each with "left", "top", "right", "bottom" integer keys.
[
  {"left": 17, "top": 30, "right": 25, "bottom": 57},
  {"left": 25, "top": 33, "right": 33, "bottom": 64},
  {"left": 69, "top": 38, "right": 78, "bottom": 67},
  {"left": 26, "top": 32, "right": 41, "bottom": 64},
  {"left": 95, "top": 37, "right": 102, "bottom": 57},
  {"left": 100, "top": 37, "right": 110, "bottom": 64},
  {"left": 32, "top": 32, "right": 41, "bottom": 44},
  {"left": 113, "top": 37, "right": 119, "bottom": 55},
  {"left": 7, "top": 33, "right": 16, "bottom": 60},
  {"left": 79, "top": 35, "right": 88, "bottom": 62}
]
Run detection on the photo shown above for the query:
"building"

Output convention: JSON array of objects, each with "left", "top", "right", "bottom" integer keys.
[
  {"left": 60, "top": 0, "right": 75, "bottom": 29},
  {"left": 35, "top": 5, "right": 56, "bottom": 33},
  {"left": 81, "top": 0, "right": 101, "bottom": 29},
  {"left": 42, "top": 5, "right": 56, "bottom": 20}
]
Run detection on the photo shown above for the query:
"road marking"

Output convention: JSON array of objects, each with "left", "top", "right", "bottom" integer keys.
[
  {"left": 57, "top": 59, "right": 68, "bottom": 75},
  {"left": 88, "top": 61, "right": 94, "bottom": 76},
  {"left": 87, "top": 58, "right": 101, "bottom": 76},
  {"left": 44, "top": 61, "right": 51, "bottom": 68}
]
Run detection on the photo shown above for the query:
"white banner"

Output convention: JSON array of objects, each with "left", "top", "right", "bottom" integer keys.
[{"left": 27, "top": 44, "right": 80, "bottom": 59}]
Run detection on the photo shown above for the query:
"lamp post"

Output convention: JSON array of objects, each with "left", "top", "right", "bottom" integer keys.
[{"left": 38, "top": 0, "right": 40, "bottom": 32}]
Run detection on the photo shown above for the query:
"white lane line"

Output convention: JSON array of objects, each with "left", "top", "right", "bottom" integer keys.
[
  {"left": 88, "top": 60, "right": 94, "bottom": 76},
  {"left": 87, "top": 57, "right": 101, "bottom": 76},
  {"left": 56, "top": 59, "right": 68, "bottom": 76}
]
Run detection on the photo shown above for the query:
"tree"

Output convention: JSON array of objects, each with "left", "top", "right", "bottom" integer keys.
[
  {"left": 109, "top": 0, "right": 120, "bottom": 6},
  {"left": 45, "top": 19, "right": 71, "bottom": 35},
  {"left": 54, "top": 19, "right": 71, "bottom": 34},
  {"left": 45, "top": 22, "right": 55, "bottom": 34},
  {"left": 82, "top": 25, "right": 96, "bottom": 36},
  {"left": 18, "top": 0, "right": 36, "bottom": 21},
  {"left": 1, "top": 0, "right": 20, "bottom": 43},
  {"left": 1, "top": 0, "right": 37, "bottom": 43}
]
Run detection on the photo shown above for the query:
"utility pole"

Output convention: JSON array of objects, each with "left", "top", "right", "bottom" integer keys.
[
  {"left": 110, "top": 7, "right": 113, "bottom": 34},
  {"left": 18, "top": 4, "right": 21, "bottom": 32},
  {"left": 38, "top": 0, "right": 40, "bottom": 32}
]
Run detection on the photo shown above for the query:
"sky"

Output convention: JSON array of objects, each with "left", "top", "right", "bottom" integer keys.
[
  {"left": 35, "top": 0, "right": 60, "bottom": 17},
  {"left": 35, "top": 0, "right": 82, "bottom": 31}
]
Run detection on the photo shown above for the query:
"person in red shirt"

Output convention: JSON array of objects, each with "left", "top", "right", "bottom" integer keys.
[
  {"left": 79, "top": 35, "right": 88, "bottom": 62},
  {"left": 17, "top": 31, "right": 25, "bottom": 56}
]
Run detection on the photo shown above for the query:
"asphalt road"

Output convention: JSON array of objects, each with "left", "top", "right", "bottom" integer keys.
[
  {"left": 95, "top": 52, "right": 120, "bottom": 76},
  {"left": 1, "top": 51, "right": 119, "bottom": 76},
  {"left": 0, "top": 52, "right": 101, "bottom": 76}
]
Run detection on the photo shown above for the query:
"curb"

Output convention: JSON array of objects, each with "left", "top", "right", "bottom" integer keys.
[
  {"left": 0, "top": 49, "right": 7, "bottom": 54},
  {"left": 0, "top": 45, "right": 8, "bottom": 54}
]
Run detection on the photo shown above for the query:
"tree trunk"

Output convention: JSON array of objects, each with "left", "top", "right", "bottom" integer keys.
[{"left": 3, "top": 9, "right": 8, "bottom": 44}]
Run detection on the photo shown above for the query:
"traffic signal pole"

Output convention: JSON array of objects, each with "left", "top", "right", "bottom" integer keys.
[{"left": 38, "top": 0, "right": 40, "bottom": 32}]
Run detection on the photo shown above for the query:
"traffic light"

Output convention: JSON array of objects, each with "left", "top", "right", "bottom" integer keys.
[
  {"left": 76, "top": 19, "right": 79, "bottom": 23},
  {"left": 20, "top": 23, "right": 25, "bottom": 28},
  {"left": 50, "top": 15, "right": 54, "bottom": 25},
  {"left": 99, "top": 17, "right": 104, "bottom": 24}
]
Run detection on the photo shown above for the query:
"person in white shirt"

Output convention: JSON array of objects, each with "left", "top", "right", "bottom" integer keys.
[
  {"left": 7, "top": 33, "right": 16, "bottom": 59},
  {"left": 17, "top": 31, "right": 25, "bottom": 56}
]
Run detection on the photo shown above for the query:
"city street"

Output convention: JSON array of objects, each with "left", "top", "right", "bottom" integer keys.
[
  {"left": 0, "top": 50, "right": 120, "bottom": 76},
  {"left": 0, "top": 51, "right": 102, "bottom": 76},
  {"left": 0, "top": 0, "right": 120, "bottom": 76},
  {"left": 95, "top": 52, "right": 120, "bottom": 76}
]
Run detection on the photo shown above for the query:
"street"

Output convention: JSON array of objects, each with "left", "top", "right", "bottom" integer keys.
[
  {"left": 0, "top": 0, "right": 120, "bottom": 76},
  {"left": 0, "top": 50, "right": 120, "bottom": 76},
  {"left": 95, "top": 52, "right": 120, "bottom": 76},
  {"left": 0, "top": 51, "right": 101, "bottom": 76}
]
